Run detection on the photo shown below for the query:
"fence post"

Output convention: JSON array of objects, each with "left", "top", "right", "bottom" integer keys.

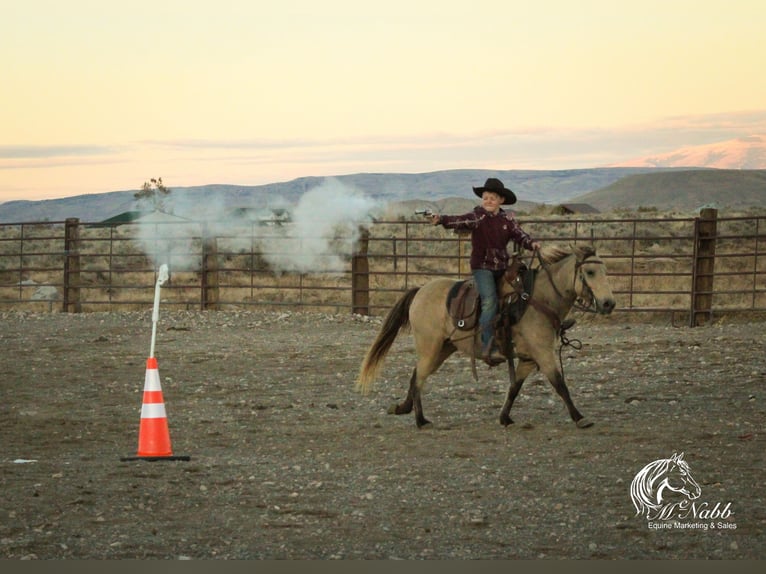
[
  {"left": 201, "top": 225, "right": 219, "bottom": 310},
  {"left": 63, "top": 218, "right": 81, "bottom": 313},
  {"left": 352, "top": 227, "right": 370, "bottom": 315},
  {"left": 691, "top": 208, "right": 718, "bottom": 326}
]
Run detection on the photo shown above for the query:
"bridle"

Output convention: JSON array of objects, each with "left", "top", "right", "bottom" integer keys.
[
  {"left": 573, "top": 256, "right": 606, "bottom": 313},
  {"left": 535, "top": 249, "right": 605, "bottom": 314}
]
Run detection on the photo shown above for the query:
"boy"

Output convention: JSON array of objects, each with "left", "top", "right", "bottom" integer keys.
[{"left": 430, "top": 178, "right": 541, "bottom": 365}]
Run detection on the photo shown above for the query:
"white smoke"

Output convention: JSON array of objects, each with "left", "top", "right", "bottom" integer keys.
[
  {"left": 259, "top": 179, "right": 379, "bottom": 273},
  {"left": 132, "top": 178, "right": 379, "bottom": 275},
  {"left": 131, "top": 192, "right": 228, "bottom": 272}
]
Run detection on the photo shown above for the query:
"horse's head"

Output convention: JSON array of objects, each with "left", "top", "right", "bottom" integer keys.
[
  {"left": 658, "top": 452, "right": 702, "bottom": 502},
  {"left": 573, "top": 246, "right": 616, "bottom": 315},
  {"left": 631, "top": 452, "right": 702, "bottom": 516}
]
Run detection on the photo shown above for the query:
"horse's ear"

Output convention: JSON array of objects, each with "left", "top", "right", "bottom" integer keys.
[
  {"left": 569, "top": 242, "right": 585, "bottom": 261},
  {"left": 671, "top": 452, "right": 684, "bottom": 462}
]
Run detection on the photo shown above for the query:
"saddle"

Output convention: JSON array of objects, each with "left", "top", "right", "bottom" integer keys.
[
  {"left": 446, "top": 255, "right": 535, "bottom": 332},
  {"left": 446, "top": 279, "right": 481, "bottom": 330}
]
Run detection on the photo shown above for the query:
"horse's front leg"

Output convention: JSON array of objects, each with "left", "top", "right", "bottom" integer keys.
[
  {"left": 539, "top": 360, "right": 592, "bottom": 428},
  {"left": 499, "top": 357, "right": 517, "bottom": 426},
  {"left": 500, "top": 358, "right": 535, "bottom": 426}
]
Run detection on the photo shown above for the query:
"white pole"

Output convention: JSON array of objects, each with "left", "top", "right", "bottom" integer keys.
[{"left": 149, "top": 264, "right": 169, "bottom": 358}]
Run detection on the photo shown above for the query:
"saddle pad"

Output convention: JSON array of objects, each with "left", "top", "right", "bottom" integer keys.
[{"left": 504, "top": 267, "right": 538, "bottom": 325}]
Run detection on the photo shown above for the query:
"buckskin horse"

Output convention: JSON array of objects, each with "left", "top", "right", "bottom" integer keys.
[{"left": 356, "top": 244, "right": 616, "bottom": 428}]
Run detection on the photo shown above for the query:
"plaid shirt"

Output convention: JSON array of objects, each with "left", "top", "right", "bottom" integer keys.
[{"left": 439, "top": 206, "right": 535, "bottom": 271}]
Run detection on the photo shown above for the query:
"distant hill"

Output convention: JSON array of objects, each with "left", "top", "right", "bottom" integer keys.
[
  {"left": 0, "top": 167, "right": 665, "bottom": 223},
  {"left": 571, "top": 169, "right": 766, "bottom": 212},
  {"left": 1, "top": 166, "right": 763, "bottom": 224},
  {"left": 614, "top": 135, "right": 766, "bottom": 169}
]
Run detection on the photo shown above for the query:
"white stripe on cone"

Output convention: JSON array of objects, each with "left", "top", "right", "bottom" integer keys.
[
  {"left": 144, "top": 367, "right": 162, "bottom": 391},
  {"left": 141, "top": 403, "right": 167, "bottom": 419}
]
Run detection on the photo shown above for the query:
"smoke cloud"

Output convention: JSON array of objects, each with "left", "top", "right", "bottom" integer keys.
[
  {"left": 260, "top": 179, "right": 379, "bottom": 273},
  {"left": 132, "top": 178, "right": 380, "bottom": 275}
]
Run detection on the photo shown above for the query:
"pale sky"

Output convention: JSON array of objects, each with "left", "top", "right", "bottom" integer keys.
[{"left": 2, "top": 0, "right": 765, "bottom": 201}]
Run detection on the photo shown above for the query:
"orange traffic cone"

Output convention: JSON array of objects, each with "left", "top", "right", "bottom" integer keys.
[{"left": 121, "top": 357, "right": 189, "bottom": 462}]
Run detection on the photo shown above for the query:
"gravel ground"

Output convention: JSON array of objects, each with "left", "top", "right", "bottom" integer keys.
[{"left": 0, "top": 309, "right": 764, "bottom": 559}]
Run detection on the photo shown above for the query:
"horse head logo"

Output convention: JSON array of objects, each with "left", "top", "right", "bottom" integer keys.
[{"left": 630, "top": 453, "right": 702, "bottom": 520}]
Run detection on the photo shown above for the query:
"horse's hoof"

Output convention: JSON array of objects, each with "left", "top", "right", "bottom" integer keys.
[
  {"left": 499, "top": 415, "right": 514, "bottom": 427},
  {"left": 576, "top": 418, "right": 594, "bottom": 429},
  {"left": 416, "top": 419, "right": 432, "bottom": 429},
  {"left": 388, "top": 403, "right": 412, "bottom": 415}
]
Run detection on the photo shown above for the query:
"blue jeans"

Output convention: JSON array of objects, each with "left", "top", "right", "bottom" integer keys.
[{"left": 473, "top": 269, "right": 504, "bottom": 347}]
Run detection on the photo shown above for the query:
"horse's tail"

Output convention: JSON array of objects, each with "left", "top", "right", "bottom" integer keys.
[{"left": 356, "top": 287, "right": 419, "bottom": 395}]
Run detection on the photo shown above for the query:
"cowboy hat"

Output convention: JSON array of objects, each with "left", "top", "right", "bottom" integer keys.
[{"left": 472, "top": 177, "right": 517, "bottom": 205}]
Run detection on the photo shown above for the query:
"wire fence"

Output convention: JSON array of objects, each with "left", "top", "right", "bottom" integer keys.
[{"left": 1, "top": 210, "right": 764, "bottom": 325}]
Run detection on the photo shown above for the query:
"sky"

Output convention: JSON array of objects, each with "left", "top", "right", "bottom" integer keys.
[{"left": 2, "top": 0, "right": 766, "bottom": 202}]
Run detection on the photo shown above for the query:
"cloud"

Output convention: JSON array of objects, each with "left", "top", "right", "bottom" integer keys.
[
  {"left": 0, "top": 145, "right": 128, "bottom": 172},
  {"left": 0, "top": 144, "right": 123, "bottom": 159},
  {"left": 660, "top": 109, "right": 766, "bottom": 132},
  {"left": 7, "top": 108, "right": 766, "bottom": 169},
  {"left": 136, "top": 109, "right": 766, "bottom": 171},
  {"left": 3, "top": 109, "right": 765, "bottom": 201}
]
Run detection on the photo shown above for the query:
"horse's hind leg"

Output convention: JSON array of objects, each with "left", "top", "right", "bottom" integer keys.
[
  {"left": 389, "top": 342, "right": 453, "bottom": 428},
  {"left": 388, "top": 367, "right": 416, "bottom": 415},
  {"left": 500, "top": 358, "right": 536, "bottom": 426},
  {"left": 387, "top": 367, "right": 430, "bottom": 428}
]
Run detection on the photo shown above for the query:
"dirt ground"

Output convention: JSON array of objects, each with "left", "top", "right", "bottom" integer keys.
[{"left": 0, "top": 308, "right": 764, "bottom": 559}]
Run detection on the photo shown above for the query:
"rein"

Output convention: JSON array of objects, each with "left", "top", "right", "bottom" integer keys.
[
  {"left": 530, "top": 249, "right": 601, "bottom": 375},
  {"left": 534, "top": 249, "right": 567, "bottom": 302}
]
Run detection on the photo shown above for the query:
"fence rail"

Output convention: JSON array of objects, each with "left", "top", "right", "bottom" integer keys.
[{"left": 1, "top": 209, "right": 764, "bottom": 326}]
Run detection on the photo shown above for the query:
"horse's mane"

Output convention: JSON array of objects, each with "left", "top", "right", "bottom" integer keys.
[
  {"left": 537, "top": 244, "right": 597, "bottom": 266},
  {"left": 630, "top": 458, "right": 669, "bottom": 515}
]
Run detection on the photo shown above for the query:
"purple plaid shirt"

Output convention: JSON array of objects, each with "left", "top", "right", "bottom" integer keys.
[{"left": 439, "top": 206, "right": 535, "bottom": 271}]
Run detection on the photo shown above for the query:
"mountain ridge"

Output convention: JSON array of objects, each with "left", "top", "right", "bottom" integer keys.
[
  {"left": 1, "top": 166, "right": 763, "bottom": 224},
  {"left": 4, "top": 133, "right": 766, "bottom": 222},
  {"left": 0, "top": 167, "right": 673, "bottom": 223},
  {"left": 571, "top": 169, "right": 766, "bottom": 212}
]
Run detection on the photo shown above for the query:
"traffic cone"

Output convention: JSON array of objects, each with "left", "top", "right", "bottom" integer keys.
[{"left": 121, "top": 357, "right": 189, "bottom": 462}]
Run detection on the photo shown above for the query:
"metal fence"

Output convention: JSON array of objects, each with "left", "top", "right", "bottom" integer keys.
[{"left": 1, "top": 210, "right": 764, "bottom": 325}]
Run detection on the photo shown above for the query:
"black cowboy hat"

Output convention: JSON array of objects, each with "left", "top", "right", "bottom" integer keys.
[{"left": 473, "top": 177, "right": 517, "bottom": 205}]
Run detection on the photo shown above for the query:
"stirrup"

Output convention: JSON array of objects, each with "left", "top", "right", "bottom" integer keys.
[
  {"left": 483, "top": 352, "right": 506, "bottom": 367},
  {"left": 481, "top": 339, "right": 506, "bottom": 366}
]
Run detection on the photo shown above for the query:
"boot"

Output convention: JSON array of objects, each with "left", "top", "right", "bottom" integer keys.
[{"left": 481, "top": 336, "right": 506, "bottom": 366}]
